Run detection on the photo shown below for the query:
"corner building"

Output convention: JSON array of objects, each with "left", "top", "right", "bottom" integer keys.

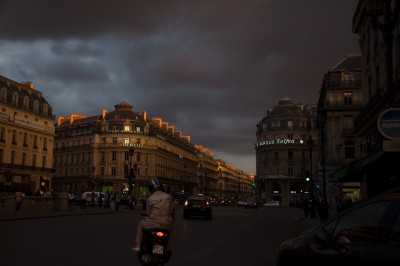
[
  {"left": 0, "top": 75, "right": 55, "bottom": 195},
  {"left": 53, "top": 102, "right": 198, "bottom": 198},
  {"left": 255, "top": 97, "right": 319, "bottom": 207}
]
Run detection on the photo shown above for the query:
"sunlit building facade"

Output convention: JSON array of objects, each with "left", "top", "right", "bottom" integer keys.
[{"left": 0, "top": 75, "right": 55, "bottom": 195}]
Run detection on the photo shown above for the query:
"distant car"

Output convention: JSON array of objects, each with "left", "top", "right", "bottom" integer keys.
[
  {"left": 209, "top": 198, "right": 219, "bottom": 206},
  {"left": 220, "top": 199, "right": 233, "bottom": 206},
  {"left": 183, "top": 195, "right": 212, "bottom": 220},
  {"left": 277, "top": 190, "right": 400, "bottom": 266},
  {"left": 264, "top": 200, "right": 280, "bottom": 207},
  {"left": 244, "top": 199, "right": 258, "bottom": 209},
  {"left": 237, "top": 200, "right": 246, "bottom": 206}
]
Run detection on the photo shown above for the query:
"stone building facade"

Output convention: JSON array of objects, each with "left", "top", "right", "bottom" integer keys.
[
  {"left": 255, "top": 97, "right": 318, "bottom": 207},
  {"left": 53, "top": 102, "right": 254, "bottom": 199},
  {"left": 0, "top": 75, "right": 55, "bottom": 195}
]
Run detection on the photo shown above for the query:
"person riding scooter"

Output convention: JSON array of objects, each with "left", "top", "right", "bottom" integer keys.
[{"left": 132, "top": 178, "right": 175, "bottom": 252}]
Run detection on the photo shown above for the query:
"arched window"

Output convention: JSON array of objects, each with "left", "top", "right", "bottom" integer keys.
[
  {"left": 12, "top": 92, "right": 18, "bottom": 106},
  {"left": 33, "top": 100, "right": 39, "bottom": 113},
  {"left": 23, "top": 96, "right": 30, "bottom": 110},
  {"left": 43, "top": 104, "right": 48, "bottom": 116},
  {"left": 0, "top": 88, "right": 7, "bottom": 103}
]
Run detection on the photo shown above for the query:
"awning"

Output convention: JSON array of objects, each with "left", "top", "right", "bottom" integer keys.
[
  {"left": 335, "top": 150, "right": 385, "bottom": 183},
  {"left": 330, "top": 163, "right": 353, "bottom": 180},
  {"left": 352, "top": 150, "right": 385, "bottom": 170}
]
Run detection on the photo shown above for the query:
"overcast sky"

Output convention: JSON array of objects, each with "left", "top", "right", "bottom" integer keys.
[{"left": 0, "top": 0, "right": 360, "bottom": 173}]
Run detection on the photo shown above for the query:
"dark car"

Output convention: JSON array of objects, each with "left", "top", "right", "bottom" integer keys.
[
  {"left": 277, "top": 191, "right": 400, "bottom": 266},
  {"left": 243, "top": 198, "right": 258, "bottom": 209},
  {"left": 183, "top": 195, "right": 212, "bottom": 219},
  {"left": 220, "top": 199, "right": 233, "bottom": 206}
]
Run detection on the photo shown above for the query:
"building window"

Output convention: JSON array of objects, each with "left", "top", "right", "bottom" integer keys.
[
  {"left": 33, "top": 135, "right": 38, "bottom": 149},
  {"left": 111, "top": 167, "right": 117, "bottom": 176},
  {"left": 137, "top": 152, "right": 141, "bottom": 162},
  {"left": 11, "top": 151, "right": 16, "bottom": 164},
  {"left": 0, "top": 149, "right": 3, "bottom": 163},
  {"left": 124, "top": 138, "right": 130, "bottom": 145},
  {"left": 32, "top": 154, "right": 37, "bottom": 167},
  {"left": 43, "top": 137, "right": 47, "bottom": 150},
  {"left": 12, "top": 92, "right": 18, "bottom": 106},
  {"left": 288, "top": 134, "right": 293, "bottom": 140},
  {"left": 23, "top": 133, "right": 28, "bottom": 146},
  {"left": 43, "top": 156, "right": 46, "bottom": 168},
  {"left": 288, "top": 149, "right": 293, "bottom": 159},
  {"left": 33, "top": 100, "right": 39, "bottom": 113},
  {"left": 101, "top": 167, "right": 105, "bottom": 176},
  {"left": 23, "top": 96, "right": 29, "bottom": 109},
  {"left": 288, "top": 164, "right": 293, "bottom": 176},
  {"left": 43, "top": 104, "right": 48, "bottom": 116},
  {"left": 274, "top": 151, "right": 279, "bottom": 160},
  {"left": 343, "top": 115, "right": 354, "bottom": 129},
  {"left": 0, "top": 88, "right": 7, "bottom": 102},
  {"left": 345, "top": 141, "right": 355, "bottom": 159},
  {"left": 124, "top": 125, "right": 130, "bottom": 132},
  {"left": 101, "top": 151, "right": 105, "bottom": 161},
  {"left": 12, "top": 130, "right": 17, "bottom": 144},
  {"left": 344, "top": 92, "right": 352, "bottom": 105},
  {"left": 287, "top": 120, "right": 293, "bottom": 130},
  {"left": 22, "top": 153, "right": 27, "bottom": 166},
  {"left": 112, "top": 137, "right": 117, "bottom": 144},
  {"left": 0, "top": 127, "right": 5, "bottom": 142},
  {"left": 112, "top": 151, "right": 117, "bottom": 160},
  {"left": 272, "top": 121, "right": 280, "bottom": 130}
]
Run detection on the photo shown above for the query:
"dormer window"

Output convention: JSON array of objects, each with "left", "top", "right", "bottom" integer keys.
[
  {"left": 43, "top": 104, "right": 48, "bottom": 116},
  {"left": 33, "top": 100, "right": 39, "bottom": 113},
  {"left": 12, "top": 92, "right": 18, "bottom": 106},
  {"left": 23, "top": 96, "right": 29, "bottom": 110},
  {"left": 1, "top": 88, "right": 7, "bottom": 103},
  {"left": 124, "top": 125, "right": 131, "bottom": 132}
]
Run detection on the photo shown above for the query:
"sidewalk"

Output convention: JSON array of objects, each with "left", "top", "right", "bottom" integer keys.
[{"left": 0, "top": 206, "right": 135, "bottom": 222}]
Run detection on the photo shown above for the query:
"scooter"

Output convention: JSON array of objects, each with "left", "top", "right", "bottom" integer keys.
[{"left": 138, "top": 228, "right": 172, "bottom": 266}]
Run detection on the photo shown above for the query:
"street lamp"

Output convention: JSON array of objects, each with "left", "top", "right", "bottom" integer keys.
[
  {"left": 91, "top": 166, "right": 96, "bottom": 190},
  {"left": 307, "top": 135, "right": 314, "bottom": 197},
  {"left": 125, "top": 146, "right": 136, "bottom": 195},
  {"left": 317, "top": 107, "right": 329, "bottom": 220}
]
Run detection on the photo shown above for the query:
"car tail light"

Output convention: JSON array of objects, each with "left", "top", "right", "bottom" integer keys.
[
  {"left": 156, "top": 231, "right": 164, "bottom": 237},
  {"left": 184, "top": 200, "right": 188, "bottom": 206},
  {"left": 206, "top": 201, "right": 210, "bottom": 207}
]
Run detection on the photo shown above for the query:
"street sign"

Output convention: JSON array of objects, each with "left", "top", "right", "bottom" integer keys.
[{"left": 377, "top": 108, "right": 400, "bottom": 139}]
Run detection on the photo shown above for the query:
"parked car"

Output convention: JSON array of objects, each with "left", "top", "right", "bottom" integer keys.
[
  {"left": 183, "top": 195, "right": 212, "bottom": 219},
  {"left": 244, "top": 199, "right": 258, "bottom": 209},
  {"left": 264, "top": 200, "right": 280, "bottom": 207},
  {"left": 276, "top": 190, "right": 400, "bottom": 266}
]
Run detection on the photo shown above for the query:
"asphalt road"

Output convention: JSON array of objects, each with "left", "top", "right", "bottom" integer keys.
[{"left": 0, "top": 206, "right": 320, "bottom": 266}]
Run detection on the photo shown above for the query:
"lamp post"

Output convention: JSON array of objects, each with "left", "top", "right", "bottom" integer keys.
[
  {"left": 307, "top": 135, "right": 315, "bottom": 197},
  {"left": 126, "top": 146, "right": 135, "bottom": 196},
  {"left": 317, "top": 108, "right": 329, "bottom": 220},
  {"left": 91, "top": 166, "right": 96, "bottom": 190}
]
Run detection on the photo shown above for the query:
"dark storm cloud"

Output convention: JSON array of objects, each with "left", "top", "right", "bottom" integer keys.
[{"left": 0, "top": 0, "right": 360, "bottom": 173}]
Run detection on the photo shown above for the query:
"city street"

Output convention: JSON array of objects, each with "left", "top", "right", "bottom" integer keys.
[{"left": 0, "top": 206, "right": 320, "bottom": 266}]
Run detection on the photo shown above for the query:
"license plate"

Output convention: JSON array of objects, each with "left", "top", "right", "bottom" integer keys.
[
  {"left": 153, "top": 245, "right": 164, "bottom": 254},
  {"left": 192, "top": 204, "right": 200, "bottom": 208}
]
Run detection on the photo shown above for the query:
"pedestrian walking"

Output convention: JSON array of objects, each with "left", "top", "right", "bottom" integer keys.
[
  {"left": 114, "top": 191, "right": 121, "bottom": 212},
  {"left": 302, "top": 198, "right": 309, "bottom": 218},
  {"left": 98, "top": 192, "right": 103, "bottom": 208},
  {"left": 81, "top": 191, "right": 87, "bottom": 210},
  {"left": 90, "top": 191, "right": 95, "bottom": 207},
  {"left": 68, "top": 191, "right": 75, "bottom": 211},
  {"left": 15, "top": 191, "right": 24, "bottom": 211},
  {"left": 104, "top": 192, "right": 110, "bottom": 208}
]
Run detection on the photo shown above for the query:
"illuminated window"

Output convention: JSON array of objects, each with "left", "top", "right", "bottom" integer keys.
[
  {"left": 124, "top": 125, "right": 130, "bottom": 132},
  {"left": 344, "top": 92, "right": 352, "bottom": 105},
  {"left": 124, "top": 138, "right": 130, "bottom": 145}
]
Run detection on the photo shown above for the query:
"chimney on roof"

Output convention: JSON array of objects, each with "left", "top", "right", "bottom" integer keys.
[
  {"left": 102, "top": 108, "right": 107, "bottom": 119},
  {"left": 21, "top": 81, "right": 35, "bottom": 90}
]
